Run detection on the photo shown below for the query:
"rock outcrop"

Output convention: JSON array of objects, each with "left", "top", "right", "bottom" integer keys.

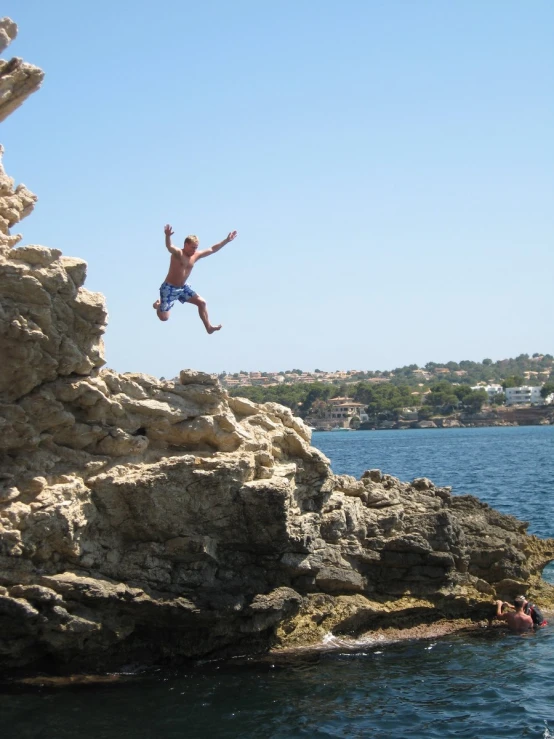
[
  {"left": 0, "top": 17, "right": 44, "bottom": 124},
  {"left": 1, "top": 19, "right": 554, "bottom": 675}
]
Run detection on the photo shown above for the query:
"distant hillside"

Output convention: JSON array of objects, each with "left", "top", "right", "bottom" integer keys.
[
  {"left": 383, "top": 353, "right": 553, "bottom": 388},
  {"left": 227, "top": 353, "right": 554, "bottom": 419}
]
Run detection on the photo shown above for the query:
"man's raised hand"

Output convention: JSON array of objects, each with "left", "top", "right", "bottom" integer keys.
[
  {"left": 164, "top": 224, "right": 174, "bottom": 237},
  {"left": 226, "top": 231, "right": 238, "bottom": 243}
]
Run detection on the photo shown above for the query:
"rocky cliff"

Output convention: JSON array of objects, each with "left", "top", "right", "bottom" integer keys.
[{"left": 1, "top": 19, "right": 554, "bottom": 676}]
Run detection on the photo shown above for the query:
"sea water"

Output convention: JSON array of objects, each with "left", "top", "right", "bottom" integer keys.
[{"left": 1, "top": 426, "right": 553, "bottom": 738}]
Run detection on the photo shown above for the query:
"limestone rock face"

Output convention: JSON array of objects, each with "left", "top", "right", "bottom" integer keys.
[
  {"left": 0, "top": 146, "right": 37, "bottom": 250},
  {"left": 0, "top": 17, "right": 17, "bottom": 54},
  {"left": 0, "top": 241, "right": 107, "bottom": 401},
  {"left": 0, "top": 18, "right": 44, "bottom": 123},
  {"left": 1, "top": 18, "right": 554, "bottom": 675}
]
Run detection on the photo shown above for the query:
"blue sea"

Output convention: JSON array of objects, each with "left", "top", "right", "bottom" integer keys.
[{"left": 2, "top": 426, "right": 554, "bottom": 738}]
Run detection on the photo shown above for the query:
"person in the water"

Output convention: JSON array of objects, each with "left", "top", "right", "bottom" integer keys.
[
  {"left": 495, "top": 596, "right": 534, "bottom": 632},
  {"left": 519, "top": 595, "right": 547, "bottom": 626}
]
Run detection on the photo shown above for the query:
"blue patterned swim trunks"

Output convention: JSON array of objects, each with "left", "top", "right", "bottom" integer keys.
[{"left": 159, "top": 281, "right": 197, "bottom": 312}]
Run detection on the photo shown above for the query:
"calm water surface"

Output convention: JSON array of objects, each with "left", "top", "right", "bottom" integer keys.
[
  {"left": 1, "top": 426, "right": 553, "bottom": 738},
  {"left": 314, "top": 426, "right": 554, "bottom": 538}
]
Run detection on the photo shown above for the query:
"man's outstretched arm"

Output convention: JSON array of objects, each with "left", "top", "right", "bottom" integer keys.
[
  {"left": 164, "top": 224, "right": 181, "bottom": 256},
  {"left": 196, "top": 231, "right": 238, "bottom": 260}
]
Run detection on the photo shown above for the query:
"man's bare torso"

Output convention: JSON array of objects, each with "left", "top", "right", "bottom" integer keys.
[
  {"left": 165, "top": 251, "right": 195, "bottom": 287},
  {"left": 505, "top": 612, "right": 533, "bottom": 632}
]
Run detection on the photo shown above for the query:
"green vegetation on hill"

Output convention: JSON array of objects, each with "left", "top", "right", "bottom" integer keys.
[
  {"left": 230, "top": 382, "right": 337, "bottom": 417},
  {"left": 228, "top": 354, "right": 554, "bottom": 421},
  {"left": 386, "top": 354, "right": 553, "bottom": 388}
]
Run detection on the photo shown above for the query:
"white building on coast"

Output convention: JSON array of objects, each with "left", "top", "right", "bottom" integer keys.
[
  {"left": 471, "top": 384, "right": 503, "bottom": 402},
  {"left": 505, "top": 386, "right": 544, "bottom": 406}
]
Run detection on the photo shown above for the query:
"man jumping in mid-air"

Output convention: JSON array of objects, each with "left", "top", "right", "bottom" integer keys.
[{"left": 153, "top": 224, "right": 237, "bottom": 333}]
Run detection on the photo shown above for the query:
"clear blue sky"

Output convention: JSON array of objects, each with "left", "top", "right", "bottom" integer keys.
[{"left": 3, "top": 0, "right": 553, "bottom": 378}]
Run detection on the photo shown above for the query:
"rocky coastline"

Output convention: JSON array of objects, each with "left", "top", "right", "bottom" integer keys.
[
  {"left": 1, "top": 18, "right": 554, "bottom": 678},
  {"left": 353, "top": 406, "right": 554, "bottom": 431},
  {"left": 309, "top": 402, "right": 554, "bottom": 432},
  {"left": 356, "top": 421, "right": 550, "bottom": 432}
]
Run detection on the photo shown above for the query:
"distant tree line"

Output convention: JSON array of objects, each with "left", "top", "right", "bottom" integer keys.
[
  {"left": 228, "top": 354, "right": 554, "bottom": 421},
  {"left": 387, "top": 353, "right": 553, "bottom": 388},
  {"left": 229, "top": 382, "right": 339, "bottom": 416},
  {"left": 230, "top": 380, "right": 492, "bottom": 421}
]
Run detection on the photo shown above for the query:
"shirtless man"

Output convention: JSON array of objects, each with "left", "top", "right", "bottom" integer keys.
[
  {"left": 153, "top": 224, "right": 237, "bottom": 332},
  {"left": 495, "top": 596, "right": 534, "bottom": 632}
]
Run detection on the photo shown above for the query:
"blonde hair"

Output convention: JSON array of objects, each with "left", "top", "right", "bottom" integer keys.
[{"left": 184, "top": 234, "right": 199, "bottom": 246}]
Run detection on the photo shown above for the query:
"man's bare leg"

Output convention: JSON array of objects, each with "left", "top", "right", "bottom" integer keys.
[
  {"left": 188, "top": 295, "right": 221, "bottom": 334},
  {"left": 153, "top": 300, "right": 170, "bottom": 322}
]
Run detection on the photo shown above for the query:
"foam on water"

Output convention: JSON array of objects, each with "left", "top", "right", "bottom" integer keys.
[{"left": 321, "top": 631, "right": 386, "bottom": 649}]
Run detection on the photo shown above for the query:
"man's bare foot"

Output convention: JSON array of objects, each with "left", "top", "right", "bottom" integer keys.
[
  {"left": 207, "top": 324, "right": 222, "bottom": 334},
  {"left": 153, "top": 299, "right": 160, "bottom": 311}
]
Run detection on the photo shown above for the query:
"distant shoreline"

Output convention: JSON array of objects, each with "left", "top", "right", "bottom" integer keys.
[
  {"left": 312, "top": 420, "right": 553, "bottom": 431},
  {"left": 309, "top": 406, "right": 553, "bottom": 432}
]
